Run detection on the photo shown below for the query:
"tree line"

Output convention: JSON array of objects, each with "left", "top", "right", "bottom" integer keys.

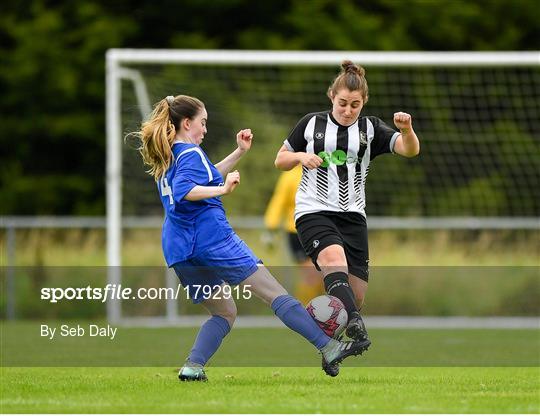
[{"left": 1, "top": 0, "right": 538, "bottom": 215}]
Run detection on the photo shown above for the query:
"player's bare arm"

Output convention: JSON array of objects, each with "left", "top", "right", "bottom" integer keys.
[
  {"left": 184, "top": 171, "right": 240, "bottom": 201},
  {"left": 275, "top": 145, "right": 323, "bottom": 170},
  {"left": 215, "top": 129, "right": 253, "bottom": 176}
]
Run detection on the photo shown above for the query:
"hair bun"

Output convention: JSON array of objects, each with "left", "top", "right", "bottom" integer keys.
[{"left": 341, "top": 60, "right": 365, "bottom": 76}]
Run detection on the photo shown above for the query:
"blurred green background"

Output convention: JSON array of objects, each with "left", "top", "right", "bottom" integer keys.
[{"left": 1, "top": 0, "right": 539, "bottom": 216}]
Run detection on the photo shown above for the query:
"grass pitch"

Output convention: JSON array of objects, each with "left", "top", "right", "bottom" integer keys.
[
  {"left": 1, "top": 324, "right": 539, "bottom": 413},
  {"left": 1, "top": 367, "right": 538, "bottom": 413}
]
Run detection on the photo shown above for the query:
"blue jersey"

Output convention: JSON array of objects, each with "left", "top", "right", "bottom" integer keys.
[{"left": 158, "top": 142, "right": 234, "bottom": 266}]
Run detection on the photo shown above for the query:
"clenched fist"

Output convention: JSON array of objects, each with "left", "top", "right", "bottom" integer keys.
[
  {"left": 393, "top": 112, "right": 413, "bottom": 131},
  {"left": 223, "top": 170, "right": 240, "bottom": 194},
  {"left": 236, "top": 129, "right": 253, "bottom": 152},
  {"left": 300, "top": 153, "right": 323, "bottom": 170}
]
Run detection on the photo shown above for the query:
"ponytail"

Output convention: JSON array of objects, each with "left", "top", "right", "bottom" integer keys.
[{"left": 136, "top": 95, "right": 204, "bottom": 180}]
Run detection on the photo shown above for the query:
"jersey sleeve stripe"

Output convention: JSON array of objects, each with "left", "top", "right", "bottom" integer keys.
[
  {"left": 283, "top": 140, "right": 294, "bottom": 151},
  {"left": 389, "top": 132, "right": 400, "bottom": 153}
]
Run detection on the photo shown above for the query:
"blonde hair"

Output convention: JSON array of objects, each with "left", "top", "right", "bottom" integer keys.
[
  {"left": 327, "top": 60, "right": 369, "bottom": 104},
  {"left": 137, "top": 95, "right": 204, "bottom": 180}
]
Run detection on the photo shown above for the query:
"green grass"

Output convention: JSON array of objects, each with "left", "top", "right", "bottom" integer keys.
[
  {"left": 1, "top": 228, "right": 538, "bottom": 413},
  {"left": 1, "top": 323, "right": 539, "bottom": 412},
  {"left": 1, "top": 367, "right": 538, "bottom": 413}
]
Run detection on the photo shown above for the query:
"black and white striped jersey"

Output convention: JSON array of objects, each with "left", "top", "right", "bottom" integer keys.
[{"left": 284, "top": 111, "right": 399, "bottom": 221}]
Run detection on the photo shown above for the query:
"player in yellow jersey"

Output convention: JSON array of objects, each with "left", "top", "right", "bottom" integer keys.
[{"left": 264, "top": 164, "right": 324, "bottom": 305}]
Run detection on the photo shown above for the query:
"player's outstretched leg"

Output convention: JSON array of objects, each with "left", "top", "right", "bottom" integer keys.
[
  {"left": 323, "top": 271, "right": 370, "bottom": 342},
  {"left": 178, "top": 294, "right": 236, "bottom": 382},
  {"left": 242, "top": 267, "right": 368, "bottom": 377}
]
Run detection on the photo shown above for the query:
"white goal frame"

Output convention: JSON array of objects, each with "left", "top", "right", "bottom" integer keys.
[{"left": 106, "top": 49, "right": 539, "bottom": 325}]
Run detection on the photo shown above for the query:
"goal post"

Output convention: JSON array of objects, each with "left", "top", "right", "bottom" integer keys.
[{"left": 106, "top": 49, "right": 539, "bottom": 324}]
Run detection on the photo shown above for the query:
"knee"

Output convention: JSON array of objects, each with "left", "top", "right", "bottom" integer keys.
[
  {"left": 246, "top": 267, "right": 288, "bottom": 306},
  {"left": 317, "top": 247, "right": 346, "bottom": 267}
]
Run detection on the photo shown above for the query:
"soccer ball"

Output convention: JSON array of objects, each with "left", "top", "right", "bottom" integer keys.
[{"left": 306, "top": 295, "right": 348, "bottom": 338}]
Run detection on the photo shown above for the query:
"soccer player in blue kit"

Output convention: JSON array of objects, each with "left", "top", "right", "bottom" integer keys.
[{"left": 136, "top": 94, "right": 370, "bottom": 381}]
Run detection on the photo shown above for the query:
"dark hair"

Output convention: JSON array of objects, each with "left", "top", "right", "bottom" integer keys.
[
  {"left": 138, "top": 95, "right": 205, "bottom": 180},
  {"left": 327, "top": 60, "right": 369, "bottom": 104}
]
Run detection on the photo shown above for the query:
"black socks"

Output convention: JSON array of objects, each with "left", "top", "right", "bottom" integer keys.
[{"left": 323, "top": 271, "right": 359, "bottom": 321}]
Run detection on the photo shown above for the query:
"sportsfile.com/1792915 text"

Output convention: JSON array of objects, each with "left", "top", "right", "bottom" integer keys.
[{"left": 40, "top": 284, "right": 253, "bottom": 303}]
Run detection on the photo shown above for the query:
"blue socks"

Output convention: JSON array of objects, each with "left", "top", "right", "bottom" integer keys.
[
  {"left": 188, "top": 296, "right": 331, "bottom": 366},
  {"left": 271, "top": 294, "right": 330, "bottom": 350},
  {"left": 188, "top": 315, "right": 231, "bottom": 366}
]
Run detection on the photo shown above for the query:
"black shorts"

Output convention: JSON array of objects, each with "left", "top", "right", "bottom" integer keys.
[
  {"left": 295, "top": 211, "right": 369, "bottom": 282},
  {"left": 287, "top": 232, "right": 308, "bottom": 263}
]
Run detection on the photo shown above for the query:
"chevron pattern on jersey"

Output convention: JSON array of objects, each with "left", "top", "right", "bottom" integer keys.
[
  {"left": 338, "top": 179, "right": 349, "bottom": 211},
  {"left": 353, "top": 171, "right": 362, "bottom": 206},
  {"left": 316, "top": 168, "right": 329, "bottom": 206},
  {"left": 353, "top": 172, "right": 366, "bottom": 210},
  {"left": 299, "top": 166, "right": 309, "bottom": 193},
  {"left": 354, "top": 166, "right": 369, "bottom": 210}
]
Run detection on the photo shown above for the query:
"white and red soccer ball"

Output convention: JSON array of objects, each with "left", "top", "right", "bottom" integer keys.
[{"left": 306, "top": 295, "right": 348, "bottom": 338}]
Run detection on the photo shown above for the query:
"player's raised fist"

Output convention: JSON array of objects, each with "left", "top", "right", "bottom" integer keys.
[
  {"left": 393, "top": 112, "right": 413, "bottom": 131},
  {"left": 237, "top": 129, "right": 253, "bottom": 152}
]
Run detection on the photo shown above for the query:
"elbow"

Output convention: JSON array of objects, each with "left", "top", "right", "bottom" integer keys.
[
  {"left": 274, "top": 147, "right": 296, "bottom": 170},
  {"left": 274, "top": 156, "right": 286, "bottom": 170},
  {"left": 414, "top": 142, "right": 420, "bottom": 157},
  {"left": 406, "top": 142, "right": 420, "bottom": 158}
]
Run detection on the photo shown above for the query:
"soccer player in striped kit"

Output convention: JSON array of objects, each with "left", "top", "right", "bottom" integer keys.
[
  {"left": 275, "top": 61, "right": 420, "bottom": 373},
  {"left": 136, "top": 94, "right": 370, "bottom": 381}
]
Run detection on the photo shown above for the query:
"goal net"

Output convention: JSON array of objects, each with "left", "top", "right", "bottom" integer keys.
[{"left": 106, "top": 50, "right": 539, "bottom": 324}]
